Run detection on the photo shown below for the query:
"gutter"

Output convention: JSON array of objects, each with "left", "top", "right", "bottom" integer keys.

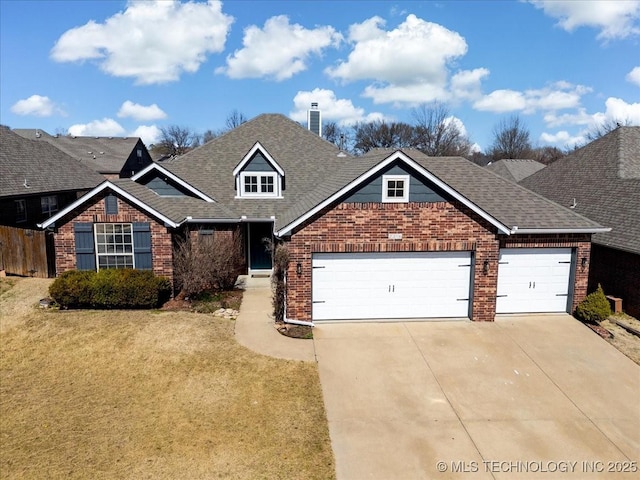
[
  {"left": 509, "top": 227, "right": 612, "bottom": 234},
  {"left": 282, "top": 274, "right": 314, "bottom": 327}
]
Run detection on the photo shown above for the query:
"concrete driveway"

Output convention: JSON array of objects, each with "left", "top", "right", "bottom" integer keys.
[{"left": 313, "top": 315, "right": 640, "bottom": 479}]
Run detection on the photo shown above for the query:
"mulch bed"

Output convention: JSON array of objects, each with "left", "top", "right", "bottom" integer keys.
[
  {"left": 276, "top": 322, "right": 313, "bottom": 339},
  {"left": 586, "top": 322, "right": 614, "bottom": 339}
]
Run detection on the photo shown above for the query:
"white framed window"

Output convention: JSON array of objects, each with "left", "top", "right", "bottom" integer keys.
[
  {"left": 239, "top": 172, "right": 279, "bottom": 197},
  {"left": 41, "top": 195, "right": 58, "bottom": 216},
  {"left": 15, "top": 199, "right": 27, "bottom": 223},
  {"left": 94, "top": 223, "right": 134, "bottom": 269},
  {"left": 382, "top": 175, "right": 410, "bottom": 203}
]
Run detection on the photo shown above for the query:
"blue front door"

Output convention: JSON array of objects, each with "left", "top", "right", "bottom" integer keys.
[{"left": 249, "top": 222, "right": 273, "bottom": 270}]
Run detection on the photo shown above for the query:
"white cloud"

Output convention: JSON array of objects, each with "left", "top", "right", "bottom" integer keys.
[
  {"left": 68, "top": 118, "right": 126, "bottom": 137},
  {"left": 117, "top": 101, "right": 167, "bottom": 121},
  {"left": 50, "top": 0, "right": 233, "bottom": 85},
  {"left": 217, "top": 15, "right": 341, "bottom": 80},
  {"left": 539, "top": 130, "right": 585, "bottom": 148},
  {"left": 130, "top": 125, "right": 162, "bottom": 146},
  {"left": 626, "top": 66, "right": 640, "bottom": 86},
  {"left": 11, "top": 95, "right": 63, "bottom": 117},
  {"left": 474, "top": 82, "right": 590, "bottom": 113},
  {"left": 528, "top": 0, "right": 640, "bottom": 40},
  {"left": 290, "top": 88, "right": 385, "bottom": 126},
  {"left": 450, "top": 68, "right": 490, "bottom": 101},
  {"left": 473, "top": 89, "right": 527, "bottom": 112},
  {"left": 543, "top": 109, "right": 593, "bottom": 128},
  {"left": 326, "top": 14, "right": 472, "bottom": 106},
  {"left": 602, "top": 96, "right": 640, "bottom": 123}
]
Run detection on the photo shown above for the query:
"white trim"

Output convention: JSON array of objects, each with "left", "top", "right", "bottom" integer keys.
[
  {"left": 232, "top": 141, "right": 285, "bottom": 177},
  {"left": 237, "top": 172, "right": 281, "bottom": 198},
  {"left": 131, "top": 163, "right": 215, "bottom": 203},
  {"left": 382, "top": 174, "right": 410, "bottom": 203},
  {"left": 510, "top": 228, "right": 611, "bottom": 234},
  {"left": 275, "top": 151, "right": 512, "bottom": 236},
  {"left": 94, "top": 222, "right": 135, "bottom": 270},
  {"left": 38, "top": 181, "right": 180, "bottom": 229}
]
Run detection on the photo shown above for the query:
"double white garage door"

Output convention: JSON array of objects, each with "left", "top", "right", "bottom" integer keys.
[{"left": 311, "top": 248, "right": 573, "bottom": 321}]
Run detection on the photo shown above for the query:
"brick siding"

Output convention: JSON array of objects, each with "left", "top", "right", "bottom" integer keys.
[
  {"left": 285, "top": 201, "right": 591, "bottom": 323},
  {"left": 53, "top": 192, "right": 174, "bottom": 283},
  {"left": 589, "top": 244, "right": 640, "bottom": 318}
]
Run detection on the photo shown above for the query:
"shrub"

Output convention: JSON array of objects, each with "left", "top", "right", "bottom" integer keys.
[
  {"left": 49, "top": 269, "right": 171, "bottom": 309},
  {"left": 49, "top": 270, "right": 96, "bottom": 308},
  {"left": 272, "top": 244, "right": 290, "bottom": 323},
  {"left": 574, "top": 284, "right": 611, "bottom": 323},
  {"left": 173, "top": 231, "right": 242, "bottom": 297}
]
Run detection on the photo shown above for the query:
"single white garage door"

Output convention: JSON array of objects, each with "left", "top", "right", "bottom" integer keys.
[
  {"left": 496, "top": 248, "right": 573, "bottom": 314},
  {"left": 312, "top": 251, "right": 472, "bottom": 321}
]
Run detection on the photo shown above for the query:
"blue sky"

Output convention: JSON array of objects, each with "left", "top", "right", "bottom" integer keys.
[{"left": 1, "top": 0, "right": 639, "bottom": 152}]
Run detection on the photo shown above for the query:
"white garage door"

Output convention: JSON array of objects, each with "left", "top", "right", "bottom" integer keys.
[
  {"left": 496, "top": 248, "right": 573, "bottom": 314},
  {"left": 312, "top": 252, "right": 472, "bottom": 321}
]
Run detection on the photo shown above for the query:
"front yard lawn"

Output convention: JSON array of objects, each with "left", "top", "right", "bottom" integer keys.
[{"left": 0, "top": 278, "right": 334, "bottom": 479}]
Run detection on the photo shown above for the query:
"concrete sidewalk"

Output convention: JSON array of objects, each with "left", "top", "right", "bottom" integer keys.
[{"left": 234, "top": 275, "right": 316, "bottom": 362}]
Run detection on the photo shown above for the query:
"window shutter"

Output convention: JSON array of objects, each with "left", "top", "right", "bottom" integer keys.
[
  {"left": 105, "top": 195, "right": 118, "bottom": 215},
  {"left": 133, "top": 222, "right": 152, "bottom": 270},
  {"left": 74, "top": 223, "right": 96, "bottom": 271}
]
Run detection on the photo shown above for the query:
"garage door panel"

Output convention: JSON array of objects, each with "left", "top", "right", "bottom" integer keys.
[
  {"left": 496, "top": 248, "right": 572, "bottom": 314},
  {"left": 312, "top": 252, "right": 471, "bottom": 321}
]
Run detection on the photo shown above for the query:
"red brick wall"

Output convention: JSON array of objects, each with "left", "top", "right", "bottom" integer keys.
[
  {"left": 285, "top": 201, "right": 592, "bottom": 323},
  {"left": 53, "top": 192, "right": 174, "bottom": 283},
  {"left": 285, "top": 201, "right": 500, "bottom": 322},
  {"left": 589, "top": 244, "right": 640, "bottom": 318}
]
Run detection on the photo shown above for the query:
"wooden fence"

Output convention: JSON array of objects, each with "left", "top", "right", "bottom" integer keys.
[{"left": 0, "top": 226, "right": 53, "bottom": 278}]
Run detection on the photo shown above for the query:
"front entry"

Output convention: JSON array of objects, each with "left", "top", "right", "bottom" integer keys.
[{"left": 248, "top": 222, "right": 273, "bottom": 271}]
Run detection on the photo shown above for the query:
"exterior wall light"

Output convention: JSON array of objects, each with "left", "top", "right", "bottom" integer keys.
[
  {"left": 482, "top": 260, "right": 489, "bottom": 275},
  {"left": 296, "top": 262, "right": 302, "bottom": 276},
  {"left": 581, "top": 257, "right": 587, "bottom": 268}
]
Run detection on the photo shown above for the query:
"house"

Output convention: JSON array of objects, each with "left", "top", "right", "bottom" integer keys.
[
  {"left": 13, "top": 129, "right": 153, "bottom": 179},
  {"left": 485, "top": 159, "right": 545, "bottom": 183},
  {"left": 0, "top": 127, "right": 104, "bottom": 229},
  {"left": 40, "top": 112, "right": 608, "bottom": 323},
  {"left": 0, "top": 127, "right": 105, "bottom": 277},
  {"left": 520, "top": 126, "right": 640, "bottom": 318}
]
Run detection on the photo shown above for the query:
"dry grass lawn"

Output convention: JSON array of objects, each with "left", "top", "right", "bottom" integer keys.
[{"left": 0, "top": 278, "right": 334, "bottom": 479}]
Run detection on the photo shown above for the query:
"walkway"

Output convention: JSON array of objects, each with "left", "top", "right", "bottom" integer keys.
[{"left": 234, "top": 275, "right": 316, "bottom": 362}]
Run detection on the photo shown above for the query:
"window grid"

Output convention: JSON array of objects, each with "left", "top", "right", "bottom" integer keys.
[
  {"left": 41, "top": 195, "right": 58, "bottom": 215},
  {"left": 94, "top": 223, "right": 134, "bottom": 269},
  {"left": 382, "top": 175, "right": 410, "bottom": 203},
  {"left": 240, "top": 172, "right": 278, "bottom": 197}
]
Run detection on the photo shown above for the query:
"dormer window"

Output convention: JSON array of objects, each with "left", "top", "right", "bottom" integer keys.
[
  {"left": 382, "top": 174, "right": 410, "bottom": 203},
  {"left": 242, "top": 172, "right": 277, "bottom": 196},
  {"left": 234, "top": 142, "right": 284, "bottom": 199}
]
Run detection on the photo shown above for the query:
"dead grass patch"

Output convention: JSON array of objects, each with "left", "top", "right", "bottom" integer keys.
[
  {"left": 600, "top": 314, "right": 640, "bottom": 365},
  {"left": 0, "top": 281, "right": 334, "bottom": 479}
]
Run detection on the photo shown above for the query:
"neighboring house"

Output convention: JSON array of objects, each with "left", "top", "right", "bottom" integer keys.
[
  {"left": 0, "top": 127, "right": 104, "bottom": 229},
  {"left": 13, "top": 129, "right": 153, "bottom": 179},
  {"left": 40, "top": 112, "right": 607, "bottom": 323},
  {"left": 486, "top": 159, "right": 546, "bottom": 183},
  {"left": 521, "top": 127, "right": 640, "bottom": 318}
]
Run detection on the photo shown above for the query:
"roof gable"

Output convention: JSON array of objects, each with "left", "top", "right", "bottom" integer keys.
[
  {"left": 131, "top": 163, "right": 215, "bottom": 202},
  {"left": 232, "top": 142, "right": 285, "bottom": 176},
  {"left": 486, "top": 159, "right": 545, "bottom": 183}
]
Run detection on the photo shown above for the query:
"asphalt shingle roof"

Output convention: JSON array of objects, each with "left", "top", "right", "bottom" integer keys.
[
  {"left": 485, "top": 159, "right": 546, "bottom": 183},
  {"left": 520, "top": 126, "right": 640, "bottom": 255},
  {"left": 13, "top": 129, "right": 142, "bottom": 175},
  {"left": 0, "top": 127, "right": 104, "bottom": 198}
]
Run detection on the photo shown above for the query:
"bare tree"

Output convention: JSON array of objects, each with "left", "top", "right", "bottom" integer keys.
[
  {"left": 352, "top": 120, "right": 414, "bottom": 154},
  {"left": 323, "top": 121, "right": 349, "bottom": 150},
  {"left": 202, "top": 129, "right": 219, "bottom": 144},
  {"left": 225, "top": 109, "right": 248, "bottom": 130},
  {"left": 531, "top": 146, "right": 566, "bottom": 165},
  {"left": 585, "top": 118, "right": 632, "bottom": 142},
  {"left": 411, "top": 103, "right": 472, "bottom": 156},
  {"left": 157, "top": 125, "right": 200, "bottom": 156},
  {"left": 488, "top": 115, "right": 532, "bottom": 160}
]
